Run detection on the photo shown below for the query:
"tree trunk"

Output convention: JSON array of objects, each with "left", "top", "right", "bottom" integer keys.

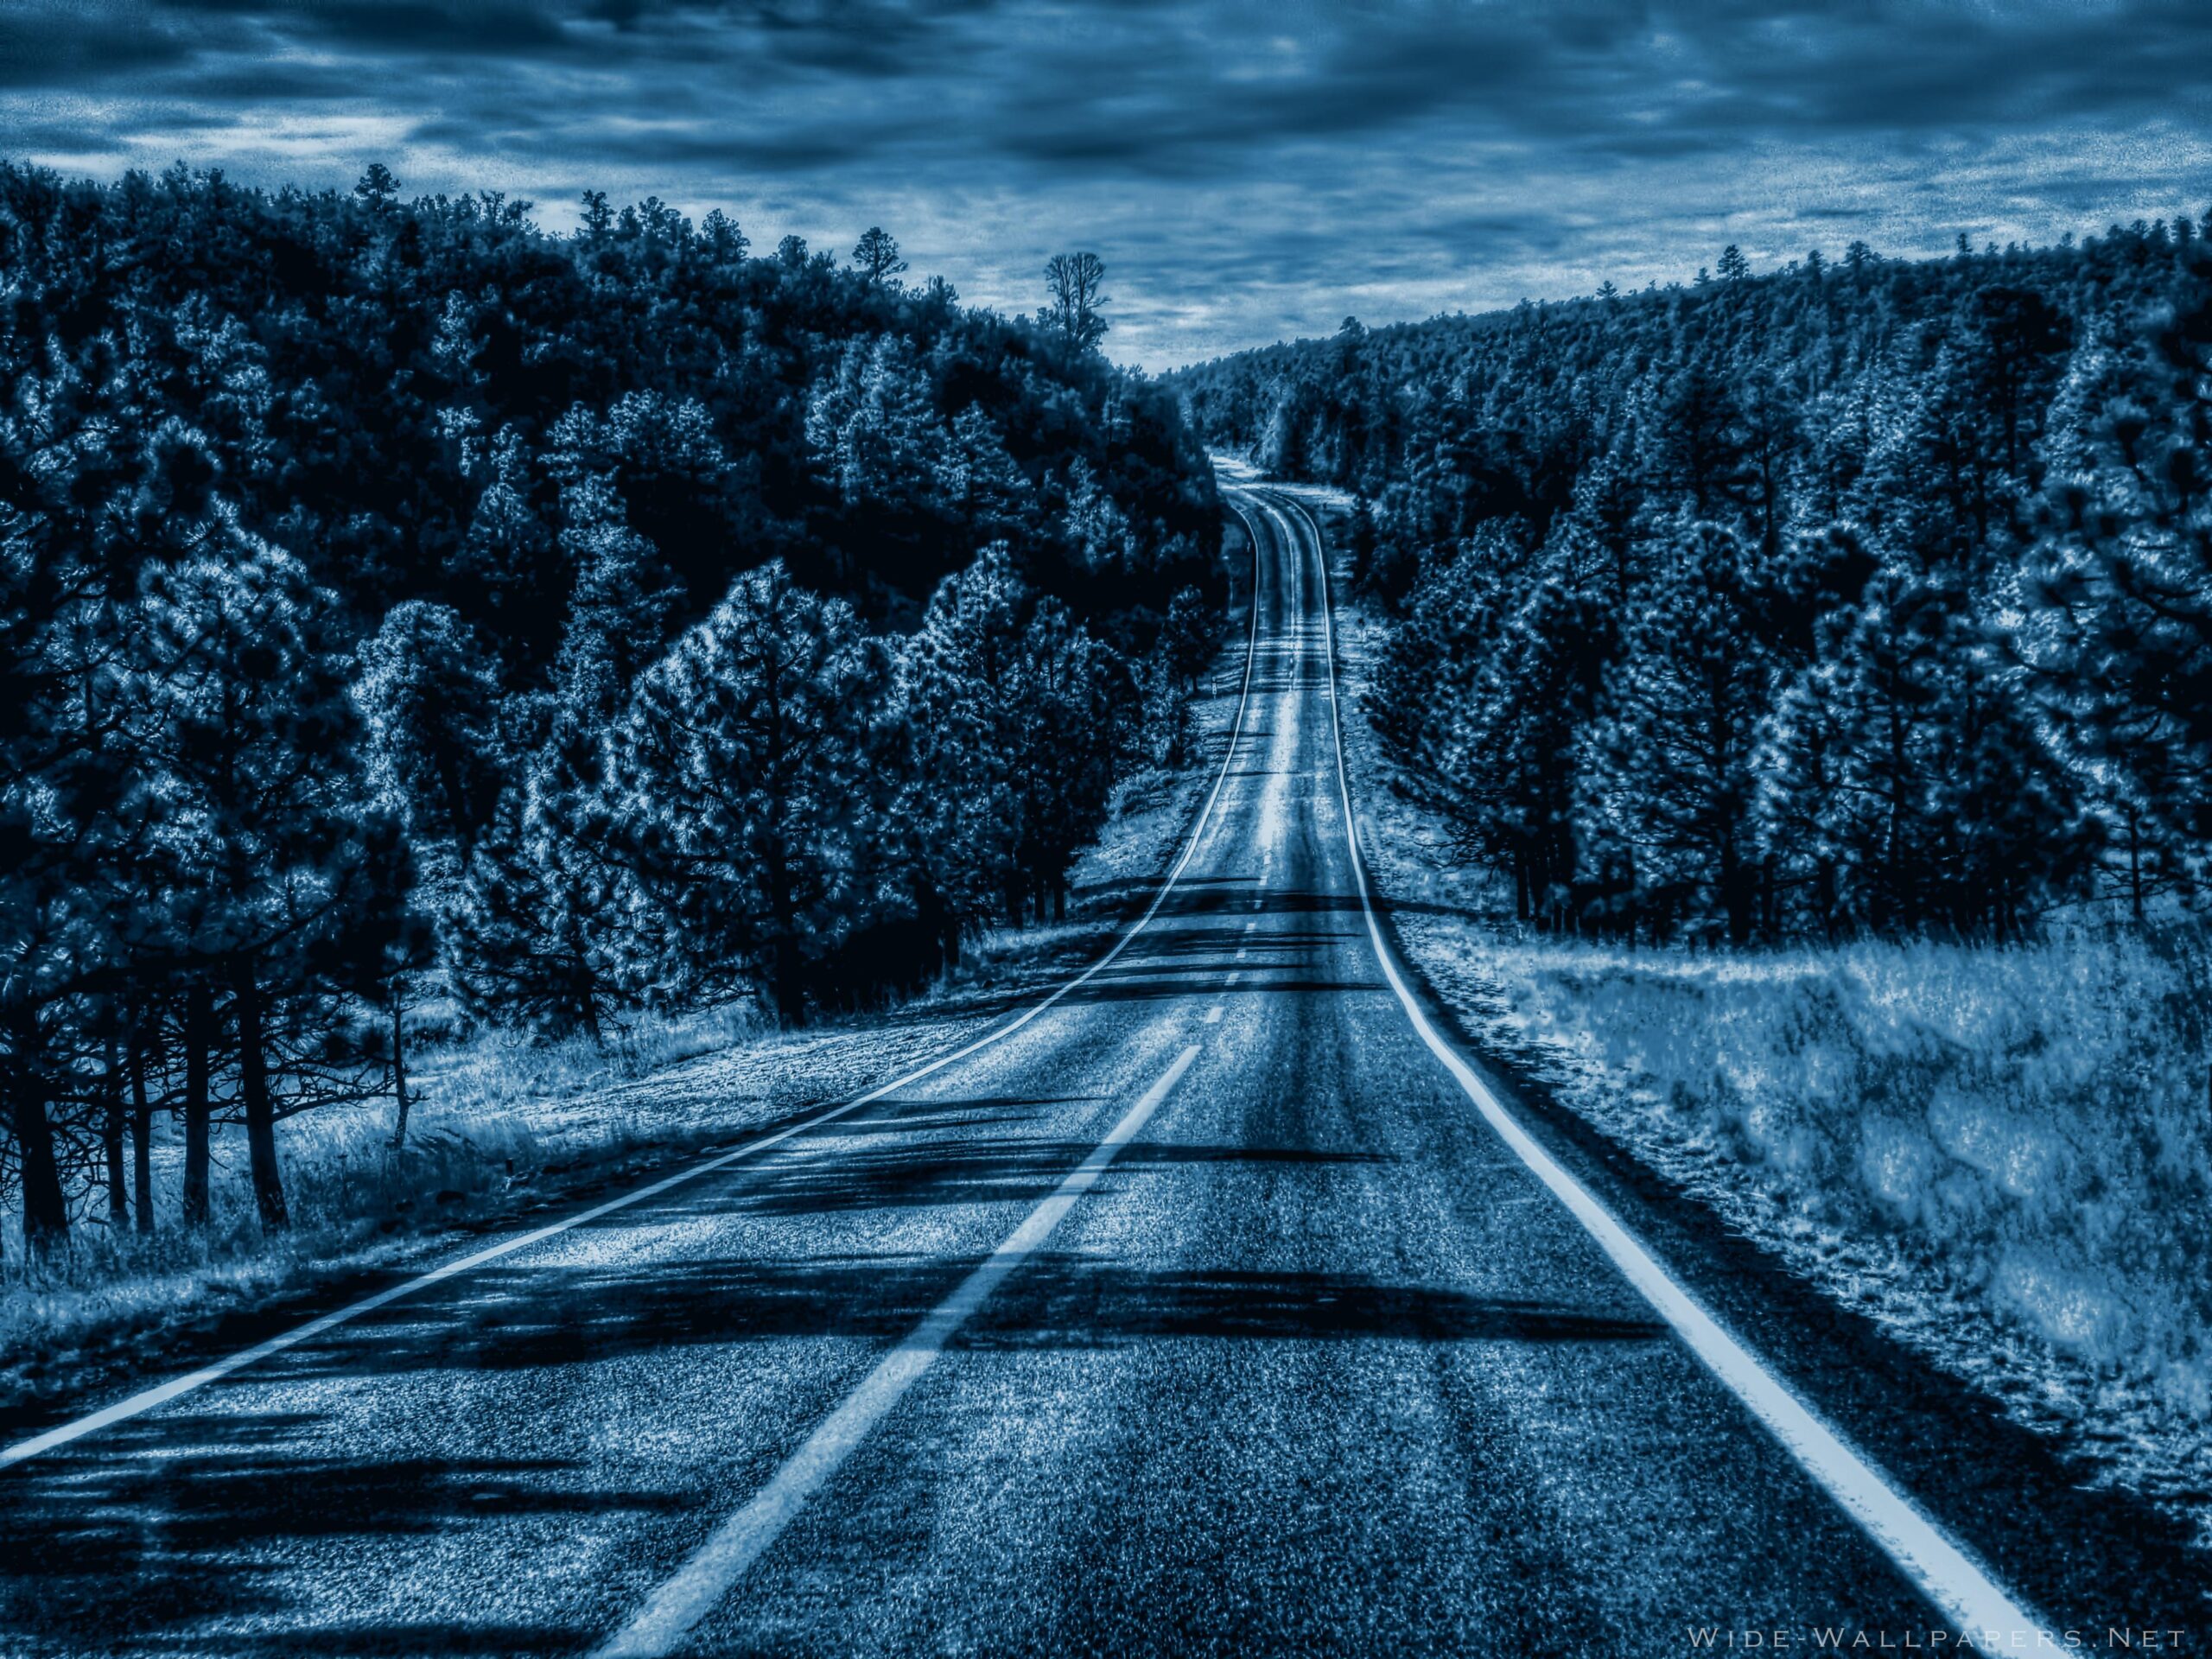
[
  {"left": 1720, "top": 837, "right": 1753, "bottom": 947},
  {"left": 232, "top": 959, "right": 288, "bottom": 1232},
  {"left": 7, "top": 1014, "right": 68, "bottom": 1257},
  {"left": 771, "top": 933, "right": 804, "bottom": 1027},
  {"left": 388, "top": 977, "right": 412, "bottom": 1152},
  {"left": 181, "top": 979, "right": 213, "bottom": 1228},
  {"left": 130, "top": 1024, "right": 156, "bottom": 1235},
  {"left": 1884, "top": 697, "right": 1912, "bottom": 933},
  {"left": 918, "top": 885, "right": 958, "bottom": 975},
  {"left": 2127, "top": 807, "right": 2145, "bottom": 925},
  {"left": 570, "top": 952, "right": 604, "bottom": 1046},
  {"left": 104, "top": 1017, "right": 128, "bottom": 1230}
]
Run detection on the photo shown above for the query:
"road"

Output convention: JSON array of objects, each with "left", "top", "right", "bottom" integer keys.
[{"left": 0, "top": 486, "right": 2153, "bottom": 1656}]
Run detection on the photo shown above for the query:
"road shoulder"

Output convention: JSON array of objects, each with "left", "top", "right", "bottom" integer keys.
[
  {"left": 1287, "top": 485, "right": 2212, "bottom": 1631},
  {"left": 0, "top": 588, "right": 1258, "bottom": 1454}
]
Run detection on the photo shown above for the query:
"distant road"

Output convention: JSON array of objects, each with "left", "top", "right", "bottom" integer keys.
[{"left": 3, "top": 486, "right": 2193, "bottom": 1656}]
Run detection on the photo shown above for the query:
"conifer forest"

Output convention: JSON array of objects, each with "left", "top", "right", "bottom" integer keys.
[
  {"left": 4, "top": 3, "right": 2212, "bottom": 1646},
  {"left": 1173, "top": 226, "right": 2212, "bottom": 949},
  {"left": 0, "top": 164, "right": 1220, "bottom": 1256}
]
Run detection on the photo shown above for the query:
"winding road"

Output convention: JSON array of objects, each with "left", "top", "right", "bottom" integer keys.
[{"left": 2, "top": 486, "right": 2196, "bottom": 1656}]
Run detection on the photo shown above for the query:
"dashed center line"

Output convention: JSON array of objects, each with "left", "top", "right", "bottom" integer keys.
[
  {"left": 594, "top": 1044, "right": 1205, "bottom": 1659},
  {"left": 1204, "top": 1007, "right": 1225, "bottom": 1025},
  {"left": 1248, "top": 483, "right": 2050, "bottom": 1648}
]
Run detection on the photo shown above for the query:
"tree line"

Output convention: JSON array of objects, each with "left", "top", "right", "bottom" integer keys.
[
  {"left": 1173, "top": 219, "right": 2212, "bottom": 946},
  {"left": 1, "top": 160, "right": 1222, "bottom": 1256}
]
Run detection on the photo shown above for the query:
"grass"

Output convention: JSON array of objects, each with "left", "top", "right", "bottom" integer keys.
[
  {"left": 0, "top": 970, "right": 1026, "bottom": 1407},
  {"left": 1308, "top": 489, "right": 2212, "bottom": 1523},
  {"left": 0, "top": 963, "right": 1048, "bottom": 1412},
  {"left": 1478, "top": 927, "right": 2212, "bottom": 1415},
  {"left": 0, "top": 638, "right": 1251, "bottom": 1415},
  {"left": 404, "top": 995, "right": 766, "bottom": 1122},
  {"left": 0, "top": 1103, "right": 537, "bottom": 1397}
]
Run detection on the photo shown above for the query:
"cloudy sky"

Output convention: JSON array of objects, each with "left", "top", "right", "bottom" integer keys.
[{"left": 3, "top": 1, "right": 2209, "bottom": 367}]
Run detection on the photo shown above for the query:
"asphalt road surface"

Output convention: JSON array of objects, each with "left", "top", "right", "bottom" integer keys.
[{"left": 1, "top": 487, "right": 2190, "bottom": 1656}]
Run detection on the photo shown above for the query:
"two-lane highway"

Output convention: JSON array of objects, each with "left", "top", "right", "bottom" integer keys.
[{"left": 2, "top": 487, "right": 2032, "bottom": 1656}]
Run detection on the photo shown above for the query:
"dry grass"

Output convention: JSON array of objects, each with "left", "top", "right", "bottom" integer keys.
[
  {"left": 1480, "top": 927, "right": 2212, "bottom": 1414},
  {"left": 404, "top": 996, "right": 766, "bottom": 1122},
  {"left": 0, "top": 648, "right": 1252, "bottom": 1404},
  {"left": 1316, "top": 518, "right": 2212, "bottom": 1518}
]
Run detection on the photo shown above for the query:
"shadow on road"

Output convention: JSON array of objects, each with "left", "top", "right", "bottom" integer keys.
[
  {"left": 0, "top": 1246, "right": 1657, "bottom": 1655},
  {"left": 969, "top": 1264, "right": 1667, "bottom": 1349}
]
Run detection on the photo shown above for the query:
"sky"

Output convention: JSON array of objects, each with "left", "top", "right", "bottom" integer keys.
[{"left": 2, "top": 1, "right": 2209, "bottom": 370}]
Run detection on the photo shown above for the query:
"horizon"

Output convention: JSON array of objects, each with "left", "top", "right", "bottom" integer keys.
[
  {"left": 5, "top": 5, "right": 2212, "bottom": 1646},
  {"left": 4, "top": 1, "right": 2209, "bottom": 372},
  {"left": 7, "top": 145, "right": 2199, "bottom": 376}
]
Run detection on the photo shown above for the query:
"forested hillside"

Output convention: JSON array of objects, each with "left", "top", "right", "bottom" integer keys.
[
  {"left": 1173, "top": 221, "right": 2212, "bottom": 948},
  {"left": 0, "top": 161, "right": 1221, "bottom": 1255}
]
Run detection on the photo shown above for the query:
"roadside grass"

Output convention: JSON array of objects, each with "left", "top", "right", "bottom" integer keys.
[
  {"left": 0, "top": 1100, "right": 541, "bottom": 1397},
  {"left": 408, "top": 995, "right": 766, "bottom": 1121},
  {"left": 1476, "top": 926, "right": 2212, "bottom": 1414},
  {"left": 1309, "top": 486, "right": 2212, "bottom": 1527},
  {"left": 0, "top": 612, "right": 1252, "bottom": 1417},
  {"left": 0, "top": 939, "right": 1071, "bottom": 1409},
  {"left": 0, "top": 943, "right": 1073, "bottom": 1411}
]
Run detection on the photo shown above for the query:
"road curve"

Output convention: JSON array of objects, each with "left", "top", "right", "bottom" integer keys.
[{"left": 0, "top": 488, "right": 2079, "bottom": 1656}]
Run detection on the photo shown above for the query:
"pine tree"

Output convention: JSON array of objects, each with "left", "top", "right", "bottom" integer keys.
[
  {"left": 1756, "top": 645, "right": 1858, "bottom": 940},
  {"left": 806, "top": 336, "right": 959, "bottom": 525},
  {"left": 1372, "top": 522, "right": 1533, "bottom": 802},
  {"left": 444, "top": 777, "right": 628, "bottom": 1039},
  {"left": 1758, "top": 550, "right": 2088, "bottom": 938},
  {"left": 850, "top": 227, "right": 907, "bottom": 286},
  {"left": 354, "top": 600, "right": 501, "bottom": 1128},
  {"left": 355, "top": 601, "right": 506, "bottom": 870},
  {"left": 452, "top": 427, "right": 563, "bottom": 656},
  {"left": 1008, "top": 597, "right": 1122, "bottom": 922},
  {"left": 1346, "top": 496, "right": 1380, "bottom": 592},
  {"left": 1659, "top": 365, "right": 1751, "bottom": 518},
  {"left": 894, "top": 549, "right": 1028, "bottom": 950},
  {"left": 0, "top": 156, "right": 1222, "bottom": 1243},
  {"left": 0, "top": 354, "right": 173, "bottom": 1253},
  {"left": 1580, "top": 520, "right": 1770, "bottom": 943},
  {"left": 1147, "top": 585, "right": 1216, "bottom": 765},
  {"left": 139, "top": 538, "right": 374, "bottom": 1230},
  {"left": 950, "top": 407, "right": 1042, "bottom": 547},
  {"left": 1445, "top": 574, "right": 1614, "bottom": 929},
  {"left": 600, "top": 562, "right": 890, "bottom": 1021},
  {"left": 2025, "top": 303, "right": 2212, "bottom": 900},
  {"left": 550, "top": 470, "right": 683, "bottom": 712},
  {"left": 1041, "top": 252, "right": 1109, "bottom": 351}
]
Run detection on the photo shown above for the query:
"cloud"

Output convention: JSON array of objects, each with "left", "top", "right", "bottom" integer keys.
[
  {"left": 0, "top": 4, "right": 206, "bottom": 88},
  {"left": 0, "top": 1, "right": 2206, "bottom": 365}
]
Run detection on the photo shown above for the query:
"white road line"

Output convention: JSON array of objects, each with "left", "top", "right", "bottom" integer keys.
[
  {"left": 0, "top": 524, "right": 1269, "bottom": 1479},
  {"left": 1234, "top": 487, "right": 2051, "bottom": 1647},
  {"left": 1204, "top": 1007, "right": 1225, "bottom": 1025},
  {"left": 1235, "top": 948, "right": 1248, "bottom": 961},
  {"left": 594, "top": 1043, "right": 1203, "bottom": 1659}
]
